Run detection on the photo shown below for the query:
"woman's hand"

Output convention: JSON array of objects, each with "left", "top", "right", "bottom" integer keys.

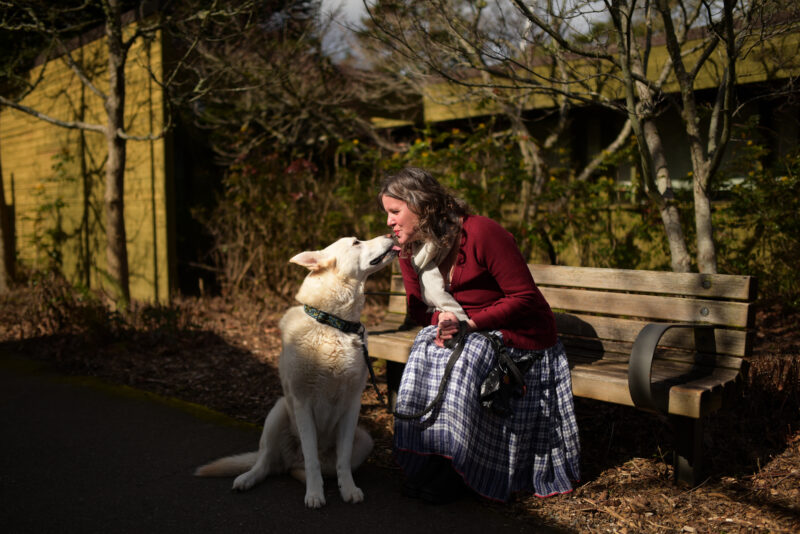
[{"left": 435, "top": 312, "right": 476, "bottom": 347}]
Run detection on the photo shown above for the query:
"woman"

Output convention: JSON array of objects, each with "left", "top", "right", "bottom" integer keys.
[{"left": 380, "top": 167, "right": 580, "bottom": 504}]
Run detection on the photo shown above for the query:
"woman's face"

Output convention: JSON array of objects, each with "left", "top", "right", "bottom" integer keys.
[{"left": 382, "top": 195, "right": 420, "bottom": 245}]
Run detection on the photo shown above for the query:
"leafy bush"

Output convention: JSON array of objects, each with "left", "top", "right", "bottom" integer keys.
[
  {"left": 718, "top": 147, "right": 800, "bottom": 307},
  {"left": 202, "top": 118, "right": 800, "bottom": 309},
  {"left": 391, "top": 122, "right": 666, "bottom": 269},
  {"left": 203, "top": 147, "right": 386, "bottom": 302}
]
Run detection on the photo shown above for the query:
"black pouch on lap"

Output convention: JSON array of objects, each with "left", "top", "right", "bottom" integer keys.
[
  {"left": 394, "top": 329, "right": 541, "bottom": 420},
  {"left": 478, "top": 333, "right": 539, "bottom": 417}
]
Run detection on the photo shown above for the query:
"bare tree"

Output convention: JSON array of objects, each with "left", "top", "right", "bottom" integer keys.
[
  {"left": 0, "top": 0, "right": 280, "bottom": 303},
  {"left": 563, "top": 0, "right": 797, "bottom": 272},
  {"left": 0, "top": 1, "right": 168, "bottom": 303},
  {"left": 166, "top": 1, "right": 409, "bottom": 297},
  {"left": 360, "top": 0, "right": 637, "bottom": 259},
  {"left": 171, "top": 1, "right": 407, "bottom": 165},
  {"left": 364, "top": 0, "right": 799, "bottom": 272},
  {"left": 0, "top": 150, "right": 11, "bottom": 292}
]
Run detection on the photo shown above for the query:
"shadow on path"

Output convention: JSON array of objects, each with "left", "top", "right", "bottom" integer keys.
[{"left": 0, "top": 355, "right": 566, "bottom": 534}]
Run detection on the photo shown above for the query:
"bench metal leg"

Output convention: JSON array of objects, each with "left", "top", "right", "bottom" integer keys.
[
  {"left": 670, "top": 415, "right": 703, "bottom": 486},
  {"left": 385, "top": 361, "right": 405, "bottom": 413}
]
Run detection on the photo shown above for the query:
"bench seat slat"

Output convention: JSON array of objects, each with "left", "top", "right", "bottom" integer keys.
[
  {"left": 567, "top": 352, "right": 741, "bottom": 385},
  {"left": 368, "top": 328, "right": 746, "bottom": 370},
  {"left": 367, "top": 324, "right": 417, "bottom": 363},
  {"left": 570, "top": 361, "right": 740, "bottom": 417},
  {"left": 370, "top": 312, "right": 406, "bottom": 328},
  {"left": 531, "top": 264, "right": 756, "bottom": 300},
  {"left": 569, "top": 355, "right": 741, "bottom": 388},
  {"left": 366, "top": 329, "right": 417, "bottom": 344},
  {"left": 541, "top": 287, "right": 752, "bottom": 327}
]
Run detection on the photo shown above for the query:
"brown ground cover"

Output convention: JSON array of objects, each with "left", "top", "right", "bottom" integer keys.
[{"left": 1, "top": 276, "right": 798, "bottom": 533}]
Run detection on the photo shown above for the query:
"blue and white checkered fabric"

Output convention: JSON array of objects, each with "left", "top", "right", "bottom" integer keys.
[{"left": 394, "top": 326, "right": 580, "bottom": 501}]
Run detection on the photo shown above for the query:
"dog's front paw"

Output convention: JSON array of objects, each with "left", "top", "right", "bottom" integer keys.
[
  {"left": 232, "top": 471, "right": 257, "bottom": 492},
  {"left": 340, "top": 484, "right": 364, "bottom": 504},
  {"left": 304, "top": 488, "right": 326, "bottom": 508}
]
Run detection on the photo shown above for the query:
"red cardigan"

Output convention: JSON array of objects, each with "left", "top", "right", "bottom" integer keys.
[{"left": 398, "top": 215, "right": 558, "bottom": 350}]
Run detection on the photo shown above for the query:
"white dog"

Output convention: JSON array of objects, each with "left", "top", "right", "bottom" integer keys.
[{"left": 195, "top": 235, "right": 397, "bottom": 508}]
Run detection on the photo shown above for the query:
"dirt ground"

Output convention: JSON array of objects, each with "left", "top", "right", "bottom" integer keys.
[{"left": 1, "top": 277, "right": 798, "bottom": 533}]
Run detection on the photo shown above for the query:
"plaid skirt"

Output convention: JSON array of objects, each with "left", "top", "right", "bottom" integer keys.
[{"left": 393, "top": 326, "right": 580, "bottom": 501}]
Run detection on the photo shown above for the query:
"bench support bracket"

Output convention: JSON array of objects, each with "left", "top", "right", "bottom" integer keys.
[
  {"left": 671, "top": 414, "right": 703, "bottom": 486},
  {"left": 628, "top": 322, "right": 715, "bottom": 412}
]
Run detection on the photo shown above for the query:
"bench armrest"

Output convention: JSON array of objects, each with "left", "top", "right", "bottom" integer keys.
[{"left": 628, "top": 323, "right": 715, "bottom": 413}]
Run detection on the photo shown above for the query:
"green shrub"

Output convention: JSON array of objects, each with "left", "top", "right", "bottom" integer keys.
[
  {"left": 203, "top": 147, "right": 386, "bottom": 302},
  {"left": 718, "top": 148, "right": 800, "bottom": 307}
]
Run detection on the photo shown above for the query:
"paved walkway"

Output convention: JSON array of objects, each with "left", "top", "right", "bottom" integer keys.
[{"left": 0, "top": 354, "right": 563, "bottom": 534}]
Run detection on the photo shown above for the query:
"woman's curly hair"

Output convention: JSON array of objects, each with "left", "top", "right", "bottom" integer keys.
[{"left": 379, "top": 167, "right": 470, "bottom": 256}]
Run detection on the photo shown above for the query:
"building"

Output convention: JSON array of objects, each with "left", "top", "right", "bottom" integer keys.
[{"left": 1, "top": 18, "right": 189, "bottom": 303}]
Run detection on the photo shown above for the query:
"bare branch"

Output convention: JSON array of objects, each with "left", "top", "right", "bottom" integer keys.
[
  {"left": 511, "top": 0, "right": 615, "bottom": 62},
  {"left": 575, "top": 119, "right": 633, "bottom": 182},
  {"left": 0, "top": 94, "right": 106, "bottom": 134}
]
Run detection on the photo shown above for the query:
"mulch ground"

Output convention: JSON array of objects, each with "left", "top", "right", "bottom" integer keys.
[{"left": 1, "top": 277, "right": 798, "bottom": 533}]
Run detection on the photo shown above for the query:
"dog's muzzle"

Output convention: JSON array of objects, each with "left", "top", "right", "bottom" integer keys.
[{"left": 369, "top": 241, "right": 399, "bottom": 266}]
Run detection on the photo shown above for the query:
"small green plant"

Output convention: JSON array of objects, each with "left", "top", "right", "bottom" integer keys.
[{"left": 28, "top": 150, "right": 76, "bottom": 270}]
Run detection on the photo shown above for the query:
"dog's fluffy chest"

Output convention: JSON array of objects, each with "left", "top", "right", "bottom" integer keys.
[{"left": 278, "top": 307, "right": 368, "bottom": 397}]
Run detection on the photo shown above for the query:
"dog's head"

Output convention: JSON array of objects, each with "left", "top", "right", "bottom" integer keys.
[
  {"left": 290, "top": 235, "right": 397, "bottom": 317},
  {"left": 290, "top": 235, "right": 397, "bottom": 283}
]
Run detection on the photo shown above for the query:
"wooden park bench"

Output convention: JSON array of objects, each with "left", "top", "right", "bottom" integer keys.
[{"left": 367, "top": 262, "right": 757, "bottom": 485}]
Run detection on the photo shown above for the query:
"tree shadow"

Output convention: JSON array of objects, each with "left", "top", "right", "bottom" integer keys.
[{"left": 0, "top": 327, "right": 283, "bottom": 426}]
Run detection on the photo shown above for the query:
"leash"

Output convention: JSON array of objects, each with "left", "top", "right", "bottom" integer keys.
[
  {"left": 392, "top": 330, "right": 470, "bottom": 420},
  {"left": 393, "top": 326, "right": 526, "bottom": 420},
  {"left": 302, "top": 306, "right": 525, "bottom": 419},
  {"left": 303, "top": 304, "right": 387, "bottom": 406}
]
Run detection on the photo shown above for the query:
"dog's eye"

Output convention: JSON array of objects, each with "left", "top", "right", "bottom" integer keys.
[{"left": 352, "top": 239, "right": 361, "bottom": 246}]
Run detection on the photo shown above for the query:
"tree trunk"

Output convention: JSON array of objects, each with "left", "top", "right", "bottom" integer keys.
[
  {"left": 642, "top": 120, "right": 692, "bottom": 272},
  {"left": 0, "top": 150, "right": 13, "bottom": 293},
  {"left": 613, "top": 1, "right": 692, "bottom": 274},
  {"left": 694, "top": 171, "right": 718, "bottom": 273},
  {"left": 656, "top": 0, "right": 720, "bottom": 273},
  {"left": 104, "top": 0, "right": 130, "bottom": 305},
  {"left": 508, "top": 112, "right": 547, "bottom": 261}
]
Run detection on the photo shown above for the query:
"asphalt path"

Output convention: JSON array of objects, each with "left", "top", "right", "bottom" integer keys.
[{"left": 0, "top": 354, "right": 563, "bottom": 534}]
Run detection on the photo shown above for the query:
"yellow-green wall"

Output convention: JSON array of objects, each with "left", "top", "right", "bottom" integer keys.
[{"left": 0, "top": 26, "right": 171, "bottom": 302}]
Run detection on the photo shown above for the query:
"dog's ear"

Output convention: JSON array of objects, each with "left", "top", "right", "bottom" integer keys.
[{"left": 289, "top": 251, "right": 336, "bottom": 272}]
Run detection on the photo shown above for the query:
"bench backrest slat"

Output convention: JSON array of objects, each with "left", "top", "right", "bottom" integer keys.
[
  {"left": 540, "top": 287, "right": 753, "bottom": 327},
  {"left": 561, "top": 336, "right": 746, "bottom": 369},
  {"left": 387, "top": 271, "right": 408, "bottom": 315},
  {"left": 531, "top": 264, "right": 757, "bottom": 301},
  {"left": 555, "top": 313, "right": 751, "bottom": 357}
]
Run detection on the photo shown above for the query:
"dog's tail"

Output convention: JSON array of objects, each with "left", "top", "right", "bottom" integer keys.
[{"left": 194, "top": 452, "right": 258, "bottom": 477}]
